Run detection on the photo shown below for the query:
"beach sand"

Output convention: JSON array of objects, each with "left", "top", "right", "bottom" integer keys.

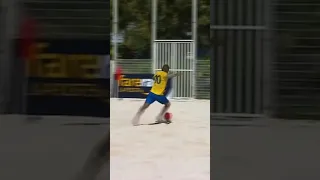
[{"left": 110, "top": 98, "right": 210, "bottom": 180}]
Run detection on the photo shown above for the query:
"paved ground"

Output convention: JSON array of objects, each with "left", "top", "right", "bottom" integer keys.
[
  {"left": 0, "top": 115, "right": 109, "bottom": 180},
  {"left": 211, "top": 120, "right": 320, "bottom": 180}
]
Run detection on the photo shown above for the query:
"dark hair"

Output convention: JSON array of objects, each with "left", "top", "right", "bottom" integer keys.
[{"left": 162, "top": 64, "right": 170, "bottom": 71}]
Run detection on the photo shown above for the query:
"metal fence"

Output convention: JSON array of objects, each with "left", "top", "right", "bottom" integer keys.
[
  {"left": 210, "top": 0, "right": 320, "bottom": 120},
  {"left": 153, "top": 40, "right": 195, "bottom": 99},
  {"left": 111, "top": 59, "right": 210, "bottom": 99},
  {"left": 273, "top": 1, "right": 320, "bottom": 120},
  {"left": 210, "top": 0, "right": 273, "bottom": 119}
]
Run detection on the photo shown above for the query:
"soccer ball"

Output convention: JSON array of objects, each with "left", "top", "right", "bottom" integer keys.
[{"left": 164, "top": 112, "right": 173, "bottom": 123}]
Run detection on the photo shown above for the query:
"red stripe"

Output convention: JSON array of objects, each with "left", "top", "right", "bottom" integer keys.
[
  {"left": 115, "top": 66, "right": 123, "bottom": 80},
  {"left": 19, "top": 16, "right": 37, "bottom": 61}
]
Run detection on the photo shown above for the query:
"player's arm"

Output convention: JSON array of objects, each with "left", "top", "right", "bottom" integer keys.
[{"left": 168, "top": 72, "right": 181, "bottom": 78}]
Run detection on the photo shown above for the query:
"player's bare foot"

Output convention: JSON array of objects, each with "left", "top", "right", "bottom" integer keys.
[
  {"left": 155, "top": 116, "right": 165, "bottom": 123},
  {"left": 132, "top": 122, "right": 139, "bottom": 126},
  {"left": 132, "top": 116, "right": 140, "bottom": 126}
]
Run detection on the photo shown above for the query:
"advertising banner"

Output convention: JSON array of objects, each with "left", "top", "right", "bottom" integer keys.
[
  {"left": 27, "top": 77, "right": 109, "bottom": 117},
  {"left": 118, "top": 74, "right": 153, "bottom": 98},
  {"left": 117, "top": 74, "right": 172, "bottom": 99},
  {"left": 22, "top": 39, "right": 110, "bottom": 117}
]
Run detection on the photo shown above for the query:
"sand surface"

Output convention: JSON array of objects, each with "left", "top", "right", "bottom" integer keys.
[{"left": 110, "top": 98, "right": 210, "bottom": 180}]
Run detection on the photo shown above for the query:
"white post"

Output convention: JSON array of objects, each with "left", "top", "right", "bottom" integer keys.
[
  {"left": 192, "top": 0, "right": 197, "bottom": 99},
  {"left": 151, "top": 0, "right": 157, "bottom": 73},
  {"left": 112, "top": 0, "right": 119, "bottom": 98},
  {"left": 112, "top": 0, "right": 118, "bottom": 63}
]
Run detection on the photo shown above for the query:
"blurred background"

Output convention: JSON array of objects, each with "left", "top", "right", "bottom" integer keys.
[
  {"left": 211, "top": 1, "right": 320, "bottom": 180},
  {"left": 0, "top": 0, "right": 319, "bottom": 179},
  {"left": 211, "top": 0, "right": 320, "bottom": 121},
  {"left": 0, "top": 0, "right": 110, "bottom": 115},
  {"left": 0, "top": 0, "right": 109, "bottom": 179}
]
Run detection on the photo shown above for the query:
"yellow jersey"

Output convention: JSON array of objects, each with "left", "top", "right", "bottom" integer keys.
[{"left": 150, "top": 71, "right": 168, "bottom": 95}]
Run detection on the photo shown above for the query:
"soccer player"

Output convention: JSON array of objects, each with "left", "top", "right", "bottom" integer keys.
[{"left": 132, "top": 64, "right": 180, "bottom": 126}]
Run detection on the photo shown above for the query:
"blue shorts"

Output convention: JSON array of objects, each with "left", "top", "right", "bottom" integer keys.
[{"left": 145, "top": 92, "right": 169, "bottom": 105}]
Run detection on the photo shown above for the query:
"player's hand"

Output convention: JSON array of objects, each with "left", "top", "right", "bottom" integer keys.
[{"left": 175, "top": 72, "right": 182, "bottom": 76}]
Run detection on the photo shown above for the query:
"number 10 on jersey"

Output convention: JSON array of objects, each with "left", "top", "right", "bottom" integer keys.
[{"left": 153, "top": 75, "right": 161, "bottom": 84}]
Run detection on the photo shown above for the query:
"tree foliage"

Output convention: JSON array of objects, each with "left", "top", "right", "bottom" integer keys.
[{"left": 111, "top": 0, "right": 210, "bottom": 59}]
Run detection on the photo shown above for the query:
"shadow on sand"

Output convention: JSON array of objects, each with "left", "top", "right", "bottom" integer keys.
[
  {"left": 138, "top": 121, "right": 172, "bottom": 126},
  {"left": 61, "top": 122, "right": 109, "bottom": 126}
]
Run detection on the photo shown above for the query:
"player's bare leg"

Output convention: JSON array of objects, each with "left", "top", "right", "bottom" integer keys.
[
  {"left": 156, "top": 102, "right": 171, "bottom": 122},
  {"left": 132, "top": 103, "right": 150, "bottom": 126}
]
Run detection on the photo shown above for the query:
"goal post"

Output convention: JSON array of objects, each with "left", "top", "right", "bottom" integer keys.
[
  {"left": 153, "top": 40, "right": 196, "bottom": 99},
  {"left": 151, "top": 0, "right": 198, "bottom": 99}
]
